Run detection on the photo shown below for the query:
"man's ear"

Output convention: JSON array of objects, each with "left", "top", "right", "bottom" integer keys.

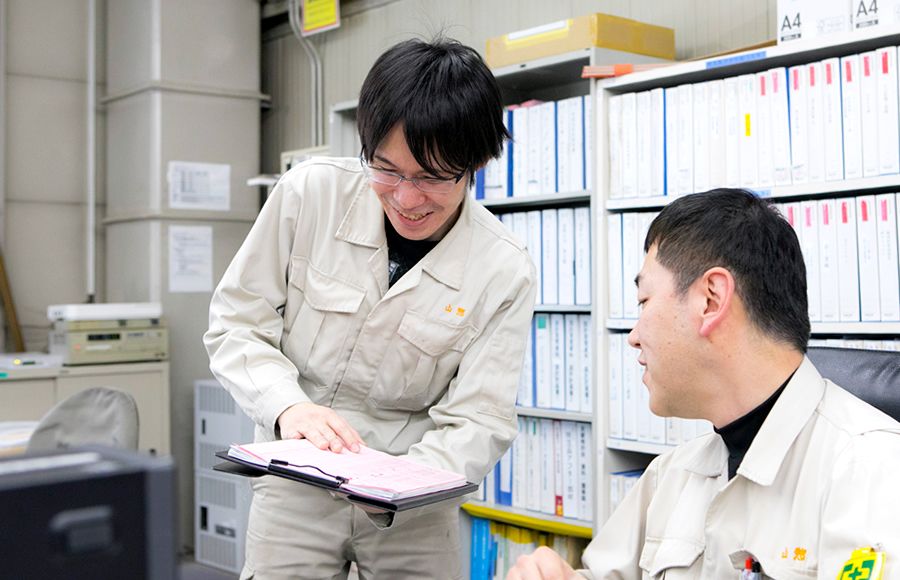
[{"left": 697, "top": 267, "right": 735, "bottom": 338}]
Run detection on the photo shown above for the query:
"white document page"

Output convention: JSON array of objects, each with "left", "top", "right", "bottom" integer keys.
[
  {"left": 168, "top": 225, "right": 213, "bottom": 293},
  {"left": 168, "top": 161, "right": 230, "bottom": 211}
]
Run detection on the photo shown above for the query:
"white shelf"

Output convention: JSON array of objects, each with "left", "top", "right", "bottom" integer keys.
[
  {"left": 535, "top": 304, "right": 591, "bottom": 314},
  {"left": 482, "top": 191, "right": 591, "bottom": 211},
  {"left": 606, "top": 196, "right": 668, "bottom": 211},
  {"left": 493, "top": 49, "right": 591, "bottom": 79},
  {"left": 331, "top": 99, "right": 358, "bottom": 114},
  {"left": 606, "top": 438, "right": 674, "bottom": 456},
  {"left": 606, "top": 174, "right": 900, "bottom": 211},
  {"left": 602, "top": 24, "right": 900, "bottom": 93},
  {"left": 811, "top": 322, "right": 900, "bottom": 334},
  {"left": 516, "top": 407, "right": 592, "bottom": 422},
  {"left": 606, "top": 319, "right": 900, "bottom": 335}
]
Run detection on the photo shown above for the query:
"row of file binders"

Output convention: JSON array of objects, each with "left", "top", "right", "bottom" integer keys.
[
  {"left": 499, "top": 207, "right": 591, "bottom": 306},
  {"left": 607, "top": 211, "right": 659, "bottom": 321},
  {"left": 609, "top": 45, "right": 900, "bottom": 198},
  {"left": 776, "top": 194, "right": 900, "bottom": 322},
  {"left": 608, "top": 469, "right": 644, "bottom": 515},
  {"left": 475, "top": 95, "right": 593, "bottom": 200},
  {"left": 608, "top": 193, "right": 900, "bottom": 323},
  {"left": 478, "top": 419, "right": 592, "bottom": 522},
  {"left": 608, "top": 332, "right": 714, "bottom": 446},
  {"left": 517, "top": 313, "right": 592, "bottom": 412},
  {"left": 469, "top": 517, "right": 588, "bottom": 580}
]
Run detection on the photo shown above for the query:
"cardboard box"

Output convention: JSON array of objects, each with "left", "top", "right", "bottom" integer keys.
[{"left": 486, "top": 13, "right": 675, "bottom": 70}]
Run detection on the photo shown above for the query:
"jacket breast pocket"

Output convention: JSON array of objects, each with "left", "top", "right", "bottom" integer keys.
[
  {"left": 639, "top": 537, "right": 704, "bottom": 579},
  {"left": 367, "top": 310, "right": 478, "bottom": 412},
  {"left": 283, "top": 259, "right": 365, "bottom": 391}
]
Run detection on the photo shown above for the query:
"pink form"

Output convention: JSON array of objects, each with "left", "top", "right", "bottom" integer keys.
[{"left": 231, "top": 438, "right": 466, "bottom": 497}]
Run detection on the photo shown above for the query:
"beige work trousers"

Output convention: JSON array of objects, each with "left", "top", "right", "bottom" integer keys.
[{"left": 240, "top": 475, "right": 463, "bottom": 580}]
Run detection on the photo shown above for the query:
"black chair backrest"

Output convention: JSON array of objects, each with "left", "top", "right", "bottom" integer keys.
[{"left": 806, "top": 347, "right": 900, "bottom": 422}]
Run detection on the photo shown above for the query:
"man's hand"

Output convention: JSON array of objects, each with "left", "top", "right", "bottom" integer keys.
[
  {"left": 507, "top": 546, "right": 578, "bottom": 580},
  {"left": 277, "top": 402, "right": 363, "bottom": 453}
]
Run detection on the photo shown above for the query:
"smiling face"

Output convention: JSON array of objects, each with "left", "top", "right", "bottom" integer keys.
[
  {"left": 367, "top": 125, "right": 469, "bottom": 241},
  {"left": 628, "top": 245, "right": 704, "bottom": 419}
]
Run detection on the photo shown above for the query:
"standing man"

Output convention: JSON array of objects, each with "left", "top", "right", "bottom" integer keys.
[
  {"left": 205, "top": 37, "right": 536, "bottom": 579},
  {"left": 509, "top": 189, "right": 900, "bottom": 579}
]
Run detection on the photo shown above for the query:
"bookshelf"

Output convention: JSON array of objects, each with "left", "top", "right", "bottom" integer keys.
[
  {"left": 465, "top": 46, "right": 674, "bottom": 559},
  {"left": 468, "top": 48, "right": 598, "bottom": 539},
  {"left": 594, "top": 25, "right": 900, "bottom": 524}
]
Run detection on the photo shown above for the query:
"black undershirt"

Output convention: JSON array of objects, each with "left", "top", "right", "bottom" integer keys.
[
  {"left": 384, "top": 216, "right": 438, "bottom": 287},
  {"left": 713, "top": 373, "right": 794, "bottom": 480}
]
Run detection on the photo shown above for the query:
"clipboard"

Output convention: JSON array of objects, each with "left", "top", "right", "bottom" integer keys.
[{"left": 213, "top": 450, "right": 479, "bottom": 512}]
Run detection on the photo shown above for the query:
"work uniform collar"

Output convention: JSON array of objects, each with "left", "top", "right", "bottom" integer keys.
[
  {"left": 333, "top": 182, "right": 473, "bottom": 291},
  {"left": 680, "top": 357, "right": 822, "bottom": 482},
  {"left": 736, "top": 356, "right": 823, "bottom": 485},
  {"left": 334, "top": 178, "right": 387, "bottom": 249},
  {"left": 681, "top": 431, "right": 728, "bottom": 478}
]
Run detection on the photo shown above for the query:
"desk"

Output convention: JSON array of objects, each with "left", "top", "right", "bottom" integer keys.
[{"left": 0, "top": 362, "right": 170, "bottom": 455}]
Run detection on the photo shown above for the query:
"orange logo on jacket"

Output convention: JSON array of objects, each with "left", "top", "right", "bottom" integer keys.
[
  {"left": 780, "top": 547, "right": 807, "bottom": 561},
  {"left": 443, "top": 304, "right": 466, "bottom": 317}
]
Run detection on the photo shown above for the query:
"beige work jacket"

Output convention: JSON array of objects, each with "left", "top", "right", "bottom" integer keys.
[
  {"left": 205, "top": 157, "right": 536, "bottom": 487},
  {"left": 581, "top": 357, "right": 900, "bottom": 579}
]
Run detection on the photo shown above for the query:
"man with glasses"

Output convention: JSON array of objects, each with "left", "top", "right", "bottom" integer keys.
[{"left": 205, "top": 36, "right": 536, "bottom": 579}]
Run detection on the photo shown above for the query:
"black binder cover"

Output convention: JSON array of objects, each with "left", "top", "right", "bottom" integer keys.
[{"left": 213, "top": 450, "right": 478, "bottom": 512}]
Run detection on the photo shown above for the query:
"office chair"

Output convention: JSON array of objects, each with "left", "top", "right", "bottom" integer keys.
[
  {"left": 26, "top": 387, "right": 140, "bottom": 452},
  {"left": 807, "top": 347, "right": 900, "bottom": 422}
]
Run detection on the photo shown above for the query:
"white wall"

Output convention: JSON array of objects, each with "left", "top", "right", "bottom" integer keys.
[
  {"left": 261, "top": 0, "right": 777, "bottom": 172},
  {"left": 2, "top": 0, "right": 106, "bottom": 349}
]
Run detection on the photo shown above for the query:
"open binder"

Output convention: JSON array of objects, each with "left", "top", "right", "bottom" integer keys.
[{"left": 213, "top": 439, "right": 478, "bottom": 512}]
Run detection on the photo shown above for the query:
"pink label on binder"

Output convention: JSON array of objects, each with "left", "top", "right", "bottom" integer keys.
[
  {"left": 842, "top": 202, "right": 849, "bottom": 224},
  {"left": 845, "top": 60, "right": 853, "bottom": 83},
  {"left": 861, "top": 200, "right": 869, "bottom": 222},
  {"left": 882, "top": 198, "right": 889, "bottom": 221},
  {"left": 823, "top": 203, "right": 830, "bottom": 225}
]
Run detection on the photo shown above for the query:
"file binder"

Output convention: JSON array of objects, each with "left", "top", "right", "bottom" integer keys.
[{"left": 213, "top": 441, "right": 477, "bottom": 512}]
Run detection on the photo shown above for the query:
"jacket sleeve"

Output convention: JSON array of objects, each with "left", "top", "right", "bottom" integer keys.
[
  {"left": 203, "top": 177, "right": 312, "bottom": 438},
  {"left": 579, "top": 457, "right": 659, "bottom": 579},
  {"left": 403, "top": 254, "right": 536, "bottom": 480}
]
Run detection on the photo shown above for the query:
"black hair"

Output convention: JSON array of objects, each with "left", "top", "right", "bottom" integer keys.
[
  {"left": 356, "top": 36, "right": 509, "bottom": 184},
  {"left": 645, "top": 188, "right": 810, "bottom": 352}
]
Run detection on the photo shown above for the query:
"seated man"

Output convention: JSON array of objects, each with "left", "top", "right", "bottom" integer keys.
[{"left": 509, "top": 188, "right": 900, "bottom": 579}]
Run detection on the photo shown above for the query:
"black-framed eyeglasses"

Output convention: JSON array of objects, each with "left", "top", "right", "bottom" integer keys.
[{"left": 360, "top": 156, "right": 465, "bottom": 194}]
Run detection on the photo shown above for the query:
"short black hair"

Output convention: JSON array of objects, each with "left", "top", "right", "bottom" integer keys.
[
  {"left": 645, "top": 188, "right": 810, "bottom": 352},
  {"left": 357, "top": 36, "right": 509, "bottom": 184}
]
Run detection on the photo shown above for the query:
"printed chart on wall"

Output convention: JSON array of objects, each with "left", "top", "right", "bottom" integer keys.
[
  {"left": 169, "top": 225, "right": 213, "bottom": 293},
  {"left": 167, "top": 161, "right": 231, "bottom": 212}
]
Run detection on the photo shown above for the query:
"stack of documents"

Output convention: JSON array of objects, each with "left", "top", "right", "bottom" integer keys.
[
  {"left": 0, "top": 421, "right": 38, "bottom": 457},
  {"left": 227, "top": 439, "right": 469, "bottom": 501}
]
